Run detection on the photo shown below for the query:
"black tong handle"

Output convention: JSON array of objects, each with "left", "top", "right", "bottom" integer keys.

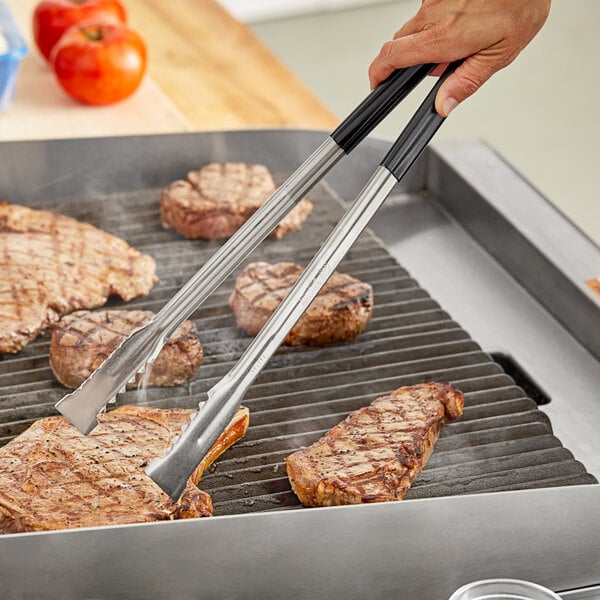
[
  {"left": 382, "top": 60, "right": 462, "bottom": 180},
  {"left": 332, "top": 63, "right": 435, "bottom": 153}
]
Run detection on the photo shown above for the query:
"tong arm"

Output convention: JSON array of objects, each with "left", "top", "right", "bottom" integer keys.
[
  {"left": 55, "top": 137, "right": 344, "bottom": 433},
  {"left": 55, "top": 65, "right": 433, "bottom": 434},
  {"left": 147, "top": 62, "right": 461, "bottom": 500}
]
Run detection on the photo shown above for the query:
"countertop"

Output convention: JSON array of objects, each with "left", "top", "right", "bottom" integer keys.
[{"left": 0, "top": 0, "right": 338, "bottom": 141}]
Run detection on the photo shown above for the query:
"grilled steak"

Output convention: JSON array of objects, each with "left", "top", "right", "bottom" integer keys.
[
  {"left": 229, "top": 261, "right": 373, "bottom": 346},
  {"left": 0, "top": 405, "right": 249, "bottom": 533},
  {"left": 0, "top": 203, "right": 157, "bottom": 354},
  {"left": 160, "top": 162, "right": 313, "bottom": 240},
  {"left": 286, "top": 383, "right": 464, "bottom": 506},
  {"left": 50, "top": 309, "right": 203, "bottom": 389}
]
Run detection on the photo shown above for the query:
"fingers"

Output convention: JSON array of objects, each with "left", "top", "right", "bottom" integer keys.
[
  {"left": 391, "top": 14, "right": 422, "bottom": 39},
  {"left": 435, "top": 50, "right": 513, "bottom": 116},
  {"left": 368, "top": 30, "right": 512, "bottom": 116},
  {"left": 368, "top": 27, "right": 456, "bottom": 89}
]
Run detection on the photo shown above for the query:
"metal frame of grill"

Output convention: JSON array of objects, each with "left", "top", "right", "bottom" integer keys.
[{"left": 0, "top": 130, "right": 599, "bottom": 599}]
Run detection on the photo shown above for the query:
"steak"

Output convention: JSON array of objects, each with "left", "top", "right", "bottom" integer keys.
[
  {"left": 229, "top": 261, "right": 373, "bottom": 346},
  {"left": 0, "top": 405, "right": 249, "bottom": 533},
  {"left": 285, "top": 383, "right": 464, "bottom": 506},
  {"left": 160, "top": 162, "right": 313, "bottom": 240},
  {"left": 0, "top": 203, "right": 157, "bottom": 354},
  {"left": 50, "top": 309, "right": 203, "bottom": 389}
]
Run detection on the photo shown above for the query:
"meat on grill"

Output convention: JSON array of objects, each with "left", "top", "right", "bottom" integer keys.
[
  {"left": 0, "top": 203, "right": 157, "bottom": 354},
  {"left": 0, "top": 405, "right": 249, "bottom": 533},
  {"left": 160, "top": 162, "right": 313, "bottom": 240},
  {"left": 285, "top": 383, "right": 464, "bottom": 506},
  {"left": 50, "top": 309, "right": 203, "bottom": 389},
  {"left": 229, "top": 261, "right": 373, "bottom": 346}
]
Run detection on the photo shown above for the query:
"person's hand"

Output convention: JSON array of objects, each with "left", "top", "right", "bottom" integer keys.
[{"left": 368, "top": 0, "right": 551, "bottom": 116}]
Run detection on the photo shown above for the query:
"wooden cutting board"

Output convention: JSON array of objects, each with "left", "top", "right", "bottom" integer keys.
[{"left": 0, "top": 0, "right": 337, "bottom": 141}]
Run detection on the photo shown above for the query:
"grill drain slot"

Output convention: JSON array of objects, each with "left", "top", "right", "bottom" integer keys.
[{"left": 490, "top": 352, "right": 551, "bottom": 405}]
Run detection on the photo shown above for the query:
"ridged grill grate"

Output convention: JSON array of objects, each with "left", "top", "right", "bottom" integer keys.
[{"left": 0, "top": 182, "right": 595, "bottom": 515}]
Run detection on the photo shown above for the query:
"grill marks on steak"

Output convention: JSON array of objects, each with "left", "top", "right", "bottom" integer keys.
[
  {"left": 0, "top": 203, "right": 157, "bottom": 354},
  {"left": 285, "top": 383, "right": 464, "bottom": 506},
  {"left": 50, "top": 310, "right": 203, "bottom": 389},
  {"left": 229, "top": 261, "right": 373, "bottom": 346},
  {"left": 0, "top": 405, "right": 249, "bottom": 533},
  {"left": 160, "top": 162, "right": 313, "bottom": 240}
]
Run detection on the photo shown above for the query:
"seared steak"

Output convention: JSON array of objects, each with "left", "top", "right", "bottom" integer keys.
[
  {"left": 286, "top": 383, "right": 464, "bottom": 506},
  {"left": 0, "top": 203, "right": 157, "bottom": 354},
  {"left": 50, "top": 309, "right": 203, "bottom": 389},
  {"left": 160, "top": 162, "right": 313, "bottom": 240},
  {"left": 229, "top": 261, "right": 373, "bottom": 346},
  {"left": 0, "top": 405, "right": 249, "bottom": 533}
]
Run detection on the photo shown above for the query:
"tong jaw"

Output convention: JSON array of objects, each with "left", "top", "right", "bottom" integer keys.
[
  {"left": 55, "top": 320, "right": 166, "bottom": 434},
  {"left": 146, "top": 378, "right": 242, "bottom": 500}
]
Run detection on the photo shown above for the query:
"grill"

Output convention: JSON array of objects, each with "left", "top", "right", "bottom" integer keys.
[
  {"left": 1, "top": 130, "right": 599, "bottom": 600},
  {"left": 1, "top": 180, "right": 594, "bottom": 515}
]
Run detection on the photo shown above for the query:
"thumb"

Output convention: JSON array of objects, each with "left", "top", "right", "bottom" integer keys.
[{"left": 435, "top": 54, "right": 499, "bottom": 116}]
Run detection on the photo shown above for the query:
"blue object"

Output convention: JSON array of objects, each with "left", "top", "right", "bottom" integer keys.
[{"left": 0, "top": 2, "right": 28, "bottom": 111}]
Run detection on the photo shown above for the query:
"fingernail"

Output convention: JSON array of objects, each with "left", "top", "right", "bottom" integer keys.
[{"left": 443, "top": 97, "right": 458, "bottom": 116}]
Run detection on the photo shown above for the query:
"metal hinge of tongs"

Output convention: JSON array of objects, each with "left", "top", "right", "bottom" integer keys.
[{"left": 55, "top": 61, "right": 462, "bottom": 501}]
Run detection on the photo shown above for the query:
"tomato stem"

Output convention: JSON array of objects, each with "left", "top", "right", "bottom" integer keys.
[{"left": 80, "top": 26, "right": 104, "bottom": 41}]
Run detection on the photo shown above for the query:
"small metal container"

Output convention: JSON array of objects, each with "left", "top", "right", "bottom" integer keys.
[{"left": 449, "top": 579, "right": 562, "bottom": 600}]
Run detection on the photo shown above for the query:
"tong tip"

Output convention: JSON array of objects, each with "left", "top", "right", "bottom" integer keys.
[
  {"left": 55, "top": 390, "right": 100, "bottom": 434},
  {"left": 146, "top": 454, "right": 187, "bottom": 501}
]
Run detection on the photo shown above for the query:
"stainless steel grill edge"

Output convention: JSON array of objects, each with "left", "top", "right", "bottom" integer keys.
[{"left": 0, "top": 130, "right": 598, "bottom": 599}]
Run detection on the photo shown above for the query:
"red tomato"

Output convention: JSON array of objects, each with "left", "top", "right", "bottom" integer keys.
[
  {"left": 51, "top": 21, "right": 147, "bottom": 105},
  {"left": 33, "top": 0, "right": 127, "bottom": 61}
]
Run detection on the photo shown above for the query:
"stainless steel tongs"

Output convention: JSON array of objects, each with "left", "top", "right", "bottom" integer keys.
[{"left": 56, "top": 61, "right": 460, "bottom": 500}]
